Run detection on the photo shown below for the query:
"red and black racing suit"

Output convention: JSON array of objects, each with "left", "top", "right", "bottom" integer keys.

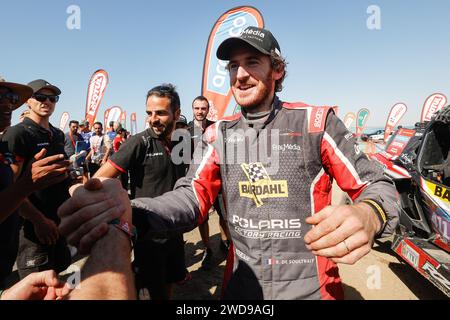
[{"left": 131, "top": 97, "right": 399, "bottom": 300}]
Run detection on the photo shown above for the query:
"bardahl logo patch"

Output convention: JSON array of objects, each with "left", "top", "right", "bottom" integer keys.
[{"left": 239, "top": 162, "right": 288, "bottom": 207}]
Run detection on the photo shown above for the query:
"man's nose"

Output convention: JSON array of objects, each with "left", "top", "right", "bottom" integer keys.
[
  {"left": 150, "top": 113, "right": 158, "bottom": 123},
  {"left": 236, "top": 65, "right": 249, "bottom": 80}
]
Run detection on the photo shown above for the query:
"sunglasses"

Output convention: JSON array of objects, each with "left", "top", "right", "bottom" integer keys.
[
  {"left": 33, "top": 93, "right": 59, "bottom": 103},
  {"left": 0, "top": 92, "right": 19, "bottom": 105}
]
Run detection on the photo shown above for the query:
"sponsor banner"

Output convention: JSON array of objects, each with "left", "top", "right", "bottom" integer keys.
[
  {"left": 59, "top": 112, "right": 69, "bottom": 131},
  {"left": 343, "top": 112, "right": 356, "bottom": 130},
  {"left": 356, "top": 108, "right": 370, "bottom": 137},
  {"left": 202, "top": 6, "right": 264, "bottom": 120},
  {"left": 384, "top": 102, "right": 408, "bottom": 141},
  {"left": 385, "top": 128, "right": 415, "bottom": 158},
  {"left": 421, "top": 93, "right": 447, "bottom": 122},
  {"left": 120, "top": 110, "right": 126, "bottom": 128},
  {"left": 106, "top": 106, "right": 122, "bottom": 125},
  {"left": 130, "top": 112, "right": 137, "bottom": 135},
  {"left": 103, "top": 108, "right": 110, "bottom": 129},
  {"left": 85, "top": 69, "right": 109, "bottom": 125}
]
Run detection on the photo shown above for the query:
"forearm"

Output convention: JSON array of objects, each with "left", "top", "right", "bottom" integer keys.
[
  {"left": 0, "top": 180, "right": 32, "bottom": 223},
  {"left": 67, "top": 226, "right": 135, "bottom": 300},
  {"left": 18, "top": 199, "right": 47, "bottom": 224}
]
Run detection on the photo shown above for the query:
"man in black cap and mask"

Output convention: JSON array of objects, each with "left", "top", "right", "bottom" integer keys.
[{"left": 2, "top": 79, "right": 72, "bottom": 280}]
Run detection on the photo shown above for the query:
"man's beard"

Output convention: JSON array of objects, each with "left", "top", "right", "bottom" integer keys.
[
  {"left": 152, "top": 119, "right": 175, "bottom": 138},
  {"left": 232, "top": 73, "right": 273, "bottom": 112}
]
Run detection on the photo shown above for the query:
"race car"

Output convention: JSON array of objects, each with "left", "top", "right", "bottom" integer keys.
[{"left": 370, "top": 106, "right": 450, "bottom": 297}]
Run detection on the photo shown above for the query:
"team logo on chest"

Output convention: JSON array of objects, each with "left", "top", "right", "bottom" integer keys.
[{"left": 239, "top": 162, "right": 288, "bottom": 207}]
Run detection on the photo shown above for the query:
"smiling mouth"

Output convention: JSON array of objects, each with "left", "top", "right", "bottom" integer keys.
[{"left": 237, "top": 84, "right": 255, "bottom": 91}]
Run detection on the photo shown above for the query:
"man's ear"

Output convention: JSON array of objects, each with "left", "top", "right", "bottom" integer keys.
[
  {"left": 175, "top": 108, "right": 181, "bottom": 120},
  {"left": 272, "top": 66, "right": 284, "bottom": 81}
]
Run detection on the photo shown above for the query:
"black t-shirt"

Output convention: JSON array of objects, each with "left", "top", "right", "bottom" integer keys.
[
  {"left": 187, "top": 119, "right": 215, "bottom": 158},
  {"left": 109, "top": 128, "right": 186, "bottom": 199},
  {"left": 0, "top": 140, "right": 22, "bottom": 271},
  {"left": 1, "top": 118, "right": 70, "bottom": 228}
]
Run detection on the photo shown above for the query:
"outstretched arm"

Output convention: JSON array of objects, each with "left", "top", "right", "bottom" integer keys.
[{"left": 304, "top": 111, "right": 399, "bottom": 264}]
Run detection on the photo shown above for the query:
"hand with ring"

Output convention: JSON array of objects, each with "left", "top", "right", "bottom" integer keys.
[{"left": 304, "top": 202, "right": 381, "bottom": 264}]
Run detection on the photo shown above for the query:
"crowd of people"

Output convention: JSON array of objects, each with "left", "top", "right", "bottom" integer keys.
[{"left": 0, "top": 26, "right": 399, "bottom": 300}]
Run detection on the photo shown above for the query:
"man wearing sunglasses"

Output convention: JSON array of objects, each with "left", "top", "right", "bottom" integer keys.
[
  {"left": 2, "top": 79, "right": 72, "bottom": 280},
  {"left": 0, "top": 77, "right": 71, "bottom": 289}
]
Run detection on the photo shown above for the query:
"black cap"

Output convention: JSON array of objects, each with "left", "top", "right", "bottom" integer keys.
[
  {"left": 177, "top": 114, "right": 188, "bottom": 125},
  {"left": 216, "top": 26, "right": 281, "bottom": 60},
  {"left": 27, "top": 79, "right": 61, "bottom": 95},
  {"left": 0, "top": 76, "right": 33, "bottom": 110}
]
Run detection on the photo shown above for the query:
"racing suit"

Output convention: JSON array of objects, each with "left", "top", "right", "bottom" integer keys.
[{"left": 131, "top": 97, "right": 400, "bottom": 300}]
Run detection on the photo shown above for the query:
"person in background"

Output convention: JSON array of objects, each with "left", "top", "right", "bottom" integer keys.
[
  {"left": 86, "top": 122, "right": 110, "bottom": 177},
  {"left": 188, "top": 95, "right": 231, "bottom": 269},
  {"left": 64, "top": 120, "right": 83, "bottom": 157},
  {"left": 1, "top": 79, "right": 72, "bottom": 280}
]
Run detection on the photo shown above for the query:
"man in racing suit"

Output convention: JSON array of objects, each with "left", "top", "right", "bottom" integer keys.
[{"left": 59, "top": 26, "right": 399, "bottom": 300}]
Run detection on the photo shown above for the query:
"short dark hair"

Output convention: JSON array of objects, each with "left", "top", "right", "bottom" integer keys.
[
  {"left": 192, "top": 95, "right": 209, "bottom": 109},
  {"left": 146, "top": 83, "right": 180, "bottom": 113},
  {"left": 69, "top": 120, "right": 79, "bottom": 126},
  {"left": 93, "top": 122, "right": 103, "bottom": 128},
  {"left": 109, "top": 121, "right": 114, "bottom": 127}
]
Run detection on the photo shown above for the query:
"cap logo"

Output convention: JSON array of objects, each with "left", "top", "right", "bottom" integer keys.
[{"left": 242, "top": 28, "right": 265, "bottom": 38}]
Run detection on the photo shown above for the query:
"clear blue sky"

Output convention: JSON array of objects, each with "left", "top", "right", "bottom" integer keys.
[{"left": 2, "top": 0, "right": 449, "bottom": 132}]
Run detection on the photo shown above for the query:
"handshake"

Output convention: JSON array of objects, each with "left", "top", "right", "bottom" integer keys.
[{"left": 58, "top": 178, "right": 132, "bottom": 254}]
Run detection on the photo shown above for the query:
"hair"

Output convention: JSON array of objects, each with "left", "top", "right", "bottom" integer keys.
[
  {"left": 270, "top": 51, "right": 287, "bottom": 93},
  {"left": 146, "top": 83, "right": 180, "bottom": 113},
  {"left": 109, "top": 121, "right": 114, "bottom": 127},
  {"left": 93, "top": 121, "right": 103, "bottom": 128},
  {"left": 192, "top": 95, "right": 209, "bottom": 109},
  {"left": 69, "top": 120, "right": 79, "bottom": 126}
]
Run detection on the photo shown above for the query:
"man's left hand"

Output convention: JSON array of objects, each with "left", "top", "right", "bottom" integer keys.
[{"left": 304, "top": 203, "right": 381, "bottom": 264}]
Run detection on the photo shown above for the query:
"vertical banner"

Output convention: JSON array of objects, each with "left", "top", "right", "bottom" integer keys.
[
  {"left": 103, "top": 108, "right": 110, "bottom": 129},
  {"left": 85, "top": 69, "right": 109, "bottom": 125},
  {"left": 384, "top": 102, "right": 408, "bottom": 141},
  {"left": 202, "top": 6, "right": 264, "bottom": 120},
  {"left": 59, "top": 112, "right": 69, "bottom": 131},
  {"left": 130, "top": 113, "right": 137, "bottom": 135},
  {"left": 421, "top": 93, "right": 447, "bottom": 122},
  {"left": 106, "top": 106, "right": 123, "bottom": 125},
  {"left": 356, "top": 108, "right": 370, "bottom": 137},
  {"left": 343, "top": 112, "right": 356, "bottom": 130},
  {"left": 120, "top": 110, "right": 127, "bottom": 128}
]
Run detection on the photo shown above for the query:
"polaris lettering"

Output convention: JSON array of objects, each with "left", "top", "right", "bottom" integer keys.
[{"left": 232, "top": 216, "right": 302, "bottom": 229}]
